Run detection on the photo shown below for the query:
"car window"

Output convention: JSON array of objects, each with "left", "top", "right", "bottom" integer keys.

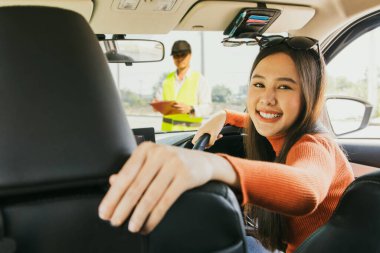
[
  {"left": 108, "top": 31, "right": 259, "bottom": 133},
  {"left": 326, "top": 27, "right": 380, "bottom": 138}
]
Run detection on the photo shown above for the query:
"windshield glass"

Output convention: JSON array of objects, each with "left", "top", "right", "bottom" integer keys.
[
  {"left": 108, "top": 31, "right": 259, "bottom": 133},
  {"left": 107, "top": 30, "right": 380, "bottom": 139}
]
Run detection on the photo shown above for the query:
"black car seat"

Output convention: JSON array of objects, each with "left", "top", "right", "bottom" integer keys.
[
  {"left": 0, "top": 6, "right": 247, "bottom": 253},
  {"left": 295, "top": 171, "right": 380, "bottom": 253}
]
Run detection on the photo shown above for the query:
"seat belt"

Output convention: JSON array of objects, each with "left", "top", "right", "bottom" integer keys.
[{"left": 0, "top": 209, "right": 16, "bottom": 253}]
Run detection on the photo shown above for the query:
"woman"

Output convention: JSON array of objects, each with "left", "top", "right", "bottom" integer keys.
[{"left": 98, "top": 36, "right": 354, "bottom": 253}]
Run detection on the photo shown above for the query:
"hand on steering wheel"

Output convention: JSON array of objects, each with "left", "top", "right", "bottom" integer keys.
[
  {"left": 192, "top": 133, "right": 211, "bottom": 151},
  {"left": 192, "top": 110, "right": 226, "bottom": 148}
]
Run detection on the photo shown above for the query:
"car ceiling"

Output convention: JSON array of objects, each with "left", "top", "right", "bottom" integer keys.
[{"left": 1, "top": 0, "right": 380, "bottom": 41}]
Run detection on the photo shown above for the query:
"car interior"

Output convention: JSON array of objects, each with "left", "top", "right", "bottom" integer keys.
[{"left": 0, "top": 0, "right": 379, "bottom": 252}]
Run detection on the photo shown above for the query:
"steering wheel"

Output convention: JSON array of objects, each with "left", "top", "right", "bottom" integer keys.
[{"left": 192, "top": 133, "right": 211, "bottom": 151}]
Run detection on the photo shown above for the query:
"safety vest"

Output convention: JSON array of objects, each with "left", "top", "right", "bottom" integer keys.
[{"left": 161, "top": 71, "right": 203, "bottom": 131}]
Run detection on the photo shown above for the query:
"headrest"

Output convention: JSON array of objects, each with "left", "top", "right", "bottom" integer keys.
[
  {"left": 295, "top": 171, "right": 380, "bottom": 253},
  {"left": 0, "top": 6, "right": 136, "bottom": 196},
  {"left": 339, "top": 171, "right": 380, "bottom": 223}
]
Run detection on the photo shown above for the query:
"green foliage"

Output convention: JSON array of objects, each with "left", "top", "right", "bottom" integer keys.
[
  {"left": 120, "top": 89, "right": 149, "bottom": 107},
  {"left": 212, "top": 85, "right": 232, "bottom": 103},
  {"left": 327, "top": 74, "right": 380, "bottom": 118},
  {"left": 326, "top": 75, "right": 368, "bottom": 99}
]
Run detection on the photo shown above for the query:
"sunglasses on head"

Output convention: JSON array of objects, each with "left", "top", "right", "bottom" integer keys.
[
  {"left": 258, "top": 35, "right": 320, "bottom": 55},
  {"left": 222, "top": 35, "right": 320, "bottom": 55}
]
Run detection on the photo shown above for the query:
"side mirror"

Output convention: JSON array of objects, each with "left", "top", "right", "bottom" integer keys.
[
  {"left": 325, "top": 96, "right": 373, "bottom": 136},
  {"left": 98, "top": 39, "right": 165, "bottom": 65}
]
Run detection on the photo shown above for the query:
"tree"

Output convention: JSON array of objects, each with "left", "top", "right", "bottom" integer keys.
[
  {"left": 120, "top": 89, "right": 149, "bottom": 107},
  {"left": 326, "top": 75, "right": 367, "bottom": 99},
  {"left": 212, "top": 85, "right": 232, "bottom": 103}
]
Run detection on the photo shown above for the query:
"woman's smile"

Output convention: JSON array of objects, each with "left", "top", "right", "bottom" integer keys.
[{"left": 256, "top": 109, "right": 283, "bottom": 123}]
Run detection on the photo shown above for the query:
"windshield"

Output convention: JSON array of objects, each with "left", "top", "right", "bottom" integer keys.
[
  {"left": 108, "top": 30, "right": 380, "bottom": 138},
  {"left": 108, "top": 31, "right": 259, "bottom": 133}
]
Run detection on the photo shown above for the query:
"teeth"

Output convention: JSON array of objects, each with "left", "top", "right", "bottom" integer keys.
[{"left": 259, "top": 111, "right": 281, "bottom": 119}]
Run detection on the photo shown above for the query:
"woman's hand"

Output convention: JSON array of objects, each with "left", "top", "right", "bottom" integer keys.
[
  {"left": 192, "top": 110, "right": 227, "bottom": 147},
  {"left": 98, "top": 142, "right": 237, "bottom": 234}
]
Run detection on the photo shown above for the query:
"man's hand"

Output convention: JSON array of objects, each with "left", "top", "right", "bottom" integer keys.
[
  {"left": 171, "top": 102, "right": 192, "bottom": 114},
  {"left": 151, "top": 99, "right": 160, "bottom": 112}
]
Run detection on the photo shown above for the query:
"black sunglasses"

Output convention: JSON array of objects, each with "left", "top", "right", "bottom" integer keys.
[
  {"left": 221, "top": 39, "right": 258, "bottom": 47},
  {"left": 221, "top": 35, "right": 319, "bottom": 55},
  {"left": 258, "top": 35, "right": 320, "bottom": 55},
  {"left": 172, "top": 52, "right": 189, "bottom": 58}
]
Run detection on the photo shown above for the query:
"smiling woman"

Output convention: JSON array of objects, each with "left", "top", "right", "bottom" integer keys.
[
  {"left": 0, "top": 0, "right": 379, "bottom": 253},
  {"left": 235, "top": 40, "right": 332, "bottom": 252},
  {"left": 99, "top": 37, "right": 355, "bottom": 253},
  {"left": 248, "top": 53, "right": 302, "bottom": 137}
]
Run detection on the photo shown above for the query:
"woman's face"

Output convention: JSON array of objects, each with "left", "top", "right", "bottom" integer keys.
[{"left": 247, "top": 52, "right": 303, "bottom": 137}]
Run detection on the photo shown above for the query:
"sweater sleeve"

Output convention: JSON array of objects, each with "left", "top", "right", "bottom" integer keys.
[
  {"left": 218, "top": 134, "right": 337, "bottom": 216},
  {"left": 224, "top": 109, "right": 250, "bottom": 128}
]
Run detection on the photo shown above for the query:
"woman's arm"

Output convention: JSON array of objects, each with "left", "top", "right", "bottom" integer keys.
[
  {"left": 98, "top": 142, "right": 239, "bottom": 234},
  {"left": 192, "top": 109, "right": 249, "bottom": 147},
  {"left": 219, "top": 134, "right": 343, "bottom": 216},
  {"left": 224, "top": 109, "right": 250, "bottom": 128}
]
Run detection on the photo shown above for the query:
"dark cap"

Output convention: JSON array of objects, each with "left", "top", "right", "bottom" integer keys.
[{"left": 171, "top": 40, "right": 191, "bottom": 56}]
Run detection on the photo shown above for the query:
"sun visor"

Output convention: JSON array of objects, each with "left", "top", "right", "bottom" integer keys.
[
  {"left": 176, "top": 1, "right": 315, "bottom": 33},
  {"left": 0, "top": 0, "right": 93, "bottom": 21},
  {"left": 223, "top": 7, "right": 282, "bottom": 38}
]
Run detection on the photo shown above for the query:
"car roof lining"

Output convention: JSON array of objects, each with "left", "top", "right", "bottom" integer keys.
[
  {"left": 176, "top": 1, "right": 315, "bottom": 33},
  {"left": 0, "top": 0, "right": 93, "bottom": 21},
  {"left": 90, "top": 0, "right": 316, "bottom": 34},
  {"left": 90, "top": 0, "right": 200, "bottom": 34},
  {"left": 0, "top": 0, "right": 379, "bottom": 43}
]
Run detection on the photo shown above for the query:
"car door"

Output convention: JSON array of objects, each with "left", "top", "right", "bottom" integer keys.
[{"left": 323, "top": 10, "right": 380, "bottom": 176}]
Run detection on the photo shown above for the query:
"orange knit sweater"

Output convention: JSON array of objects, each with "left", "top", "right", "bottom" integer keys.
[{"left": 218, "top": 110, "right": 354, "bottom": 253}]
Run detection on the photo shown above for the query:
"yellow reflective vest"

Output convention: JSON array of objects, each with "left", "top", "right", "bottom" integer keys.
[{"left": 161, "top": 71, "right": 203, "bottom": 131}]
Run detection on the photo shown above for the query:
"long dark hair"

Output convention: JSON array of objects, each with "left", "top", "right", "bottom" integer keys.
[{"left": 244, "top": 43, "right": 326, "bottom": 251}]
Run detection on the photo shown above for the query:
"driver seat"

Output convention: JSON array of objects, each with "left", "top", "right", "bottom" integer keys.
[
  {"left": 0, "top": 6, "right": 247, "bottom": 253},
  {"left": 295, "top": 171, "right": 380, "bottom": 252}
]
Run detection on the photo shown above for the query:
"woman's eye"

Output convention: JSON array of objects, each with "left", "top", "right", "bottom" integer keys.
[
  {"left": 252, "top": 82, "right": 264, "bottom": 88},
  {"left": 278, "top": 85, "right": 291, "bottom": 90}
]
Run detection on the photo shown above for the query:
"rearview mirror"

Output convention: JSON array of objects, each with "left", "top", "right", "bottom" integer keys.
[
  {"left": 99, "top": 39, "right": 165, "bottom": 64},
  {"left": 325, "top": 96, "right": 373, "bottom": 136}
]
